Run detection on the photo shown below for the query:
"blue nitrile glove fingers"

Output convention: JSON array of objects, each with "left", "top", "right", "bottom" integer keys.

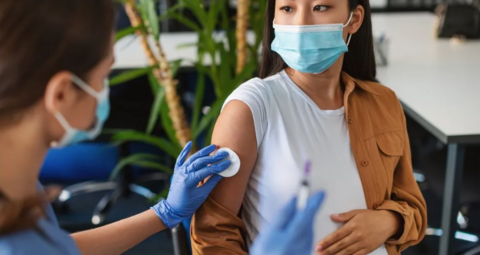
[
  {"left": 270, "top": 196, "right": 297, "bottom": 231},
  {"left": 151, "top": 142, "right": 231, "bottom": 228},
  {"left": 175, "top": 141, "right": 193, "bottom": 166},
  {"left": 288, "top": 191, "right": 325, "bottom": 233},
  {"left": 183, "top": 144, "right": 217, "bottom": 168},
  {"left": 187, "top": 160, "right": 230, "bottom": 186},
  {"left": 250, "top": 191, "right": 325, "bottom": 255}
]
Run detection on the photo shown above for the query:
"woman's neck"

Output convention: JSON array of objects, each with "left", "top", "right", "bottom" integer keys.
[
  {"left": 0, "top": 118, "right": 49, "bottom": 200},
  {"left": 286, "top": 61, "right": 345, "bottom": 110}
]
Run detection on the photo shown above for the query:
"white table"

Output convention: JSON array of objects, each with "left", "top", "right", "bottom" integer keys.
[
  {"left": 370, "top": 0, "right": 388, "bottom": 8},
  {"left": 114, "top": 13, "right": 480, "bottom": 255},
  {"left": 373, "top": 13, "right": 480, "bottom": 255},
  {"left": 113, "top": 31, "right": 256, "bottom": 69}
]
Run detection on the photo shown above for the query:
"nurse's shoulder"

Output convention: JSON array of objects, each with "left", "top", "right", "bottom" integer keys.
[
  {"left": 0, "top": 228, "right": 59, "bottom": 255},
  {"left": 0, "top": 219, "right": 80, "bottom": 255}
]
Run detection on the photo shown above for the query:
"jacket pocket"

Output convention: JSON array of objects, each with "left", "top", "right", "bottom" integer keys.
[{"left": 375, "top": 130, "right": 404, "bottom": 172}]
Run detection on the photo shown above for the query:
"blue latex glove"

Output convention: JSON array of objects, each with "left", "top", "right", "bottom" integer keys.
[
  {"left": 250, "top": 191, "right": 325, "bottom": 255},
  {"left": 151, "top": 142, "right": 231, "bottom": 228}
]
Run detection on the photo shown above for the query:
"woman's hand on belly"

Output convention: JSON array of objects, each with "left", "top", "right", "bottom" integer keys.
[{"left": 315, "top": 209, "right": 401, "bottom": 255}]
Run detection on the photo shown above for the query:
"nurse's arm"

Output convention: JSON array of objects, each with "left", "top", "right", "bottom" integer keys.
[
  {"left": 71, "top": 209, "right": 166, "bottom": 255},
  {"left": 191, "top": 100, "right": 258, "bottom": 254}
]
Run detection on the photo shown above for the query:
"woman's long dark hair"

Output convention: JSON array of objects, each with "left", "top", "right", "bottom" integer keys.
[
  {"left": 0, "top": 0, "right": 115, "bottom": 236},
  {"left": 259, "top": 0, "right": 377, "bottom": 82}
]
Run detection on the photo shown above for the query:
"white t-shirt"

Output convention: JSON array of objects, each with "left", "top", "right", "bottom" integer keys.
[{"left": 222, "top": 70, "right": 388, "bottom": 255}]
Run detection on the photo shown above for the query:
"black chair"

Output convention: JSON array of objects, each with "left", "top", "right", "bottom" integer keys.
[
  {"left": 405, "top": 114, "right": 480, "bottom": 254},
  {"left": 416, "top": 143, "right": 480, "bottom": 254},
  {"left": 56, "top": 142, "right": 171, "bottom": 226},
  {"left": 172, "top": 223, "right": 190, "bottom": 255}
]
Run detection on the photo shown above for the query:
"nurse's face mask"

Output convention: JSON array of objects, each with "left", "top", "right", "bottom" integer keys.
[
  {"left": 271, "top": 12, "right": 354, "bottom": 74},
  {"left": 53, "top": 75, "right": 110, "bottom": 147}
]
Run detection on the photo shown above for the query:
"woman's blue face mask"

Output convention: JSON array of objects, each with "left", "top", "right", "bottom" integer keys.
[{"left": 271, "top": 12, "right": 353, "bottom": 74}]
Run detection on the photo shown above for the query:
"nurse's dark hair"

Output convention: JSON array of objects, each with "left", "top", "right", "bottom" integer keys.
[
  {"left": 0, "top": 0, "right": 116, "bottom": 124},
  {"left": 0, "top": 0, "right": 115, "bottom": 235},
  {"left": 259, "top": 0, "right": 377, "bottom": 82}
]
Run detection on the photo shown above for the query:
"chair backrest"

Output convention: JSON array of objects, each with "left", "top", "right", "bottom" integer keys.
[{"left": 40, "top": 143, "right": 119, "bottom": 182}]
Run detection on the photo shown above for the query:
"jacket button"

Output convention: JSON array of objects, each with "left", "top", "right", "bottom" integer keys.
[
  {"left": 361, "top": 160, "right": 369, "bottom": 167},
  {"left": 348, "top": 118, "right": 352, "bottom": 124}
]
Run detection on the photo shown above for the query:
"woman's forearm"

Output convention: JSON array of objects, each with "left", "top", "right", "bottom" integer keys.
[{"left": 71, "top": 209, "right": 167, "bottom": 255}]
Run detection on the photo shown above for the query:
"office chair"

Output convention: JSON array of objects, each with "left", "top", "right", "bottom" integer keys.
[
  {"left": 415, "top": 143, "right": 480, "bottom": 254},
  {"left": 172, "top": 221, "right": 191, "bottom": 255},
  {"left": 42, "top": 141, "right": 171, "bottom": 226},
  {"left": 405, "top": 114, "right": 480, "bottom": 254}
]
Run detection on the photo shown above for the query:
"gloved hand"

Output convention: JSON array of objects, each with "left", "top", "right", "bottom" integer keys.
[
  {"left": 250, "top": 191, "right": 325, "bottom": 255},
  {"left": 151, "top": 142, "right": 231, "bottom": 228}
]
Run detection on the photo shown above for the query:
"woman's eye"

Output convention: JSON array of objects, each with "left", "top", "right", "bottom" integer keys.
[
  {"left": 280, "top": 6, "right": 293, "bottom": 13},
  {"left": 313, "top": 5, "right": 328, "bottom": 11}
]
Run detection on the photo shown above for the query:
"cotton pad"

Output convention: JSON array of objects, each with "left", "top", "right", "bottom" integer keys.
[{"left": 215, "top": 148, "right": 240, "bottom": 178}]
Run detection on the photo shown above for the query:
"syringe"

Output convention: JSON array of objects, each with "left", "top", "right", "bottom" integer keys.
[{"left": 296, "top": 160, "right": 311, "bottom": 210}]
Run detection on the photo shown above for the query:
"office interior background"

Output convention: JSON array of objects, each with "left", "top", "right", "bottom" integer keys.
[{"left": 37, "top": 0, "right": 480, "bottom": 254}]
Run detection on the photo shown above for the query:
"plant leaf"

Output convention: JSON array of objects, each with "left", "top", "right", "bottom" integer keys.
[
  {"left": 231, "top": 62, "right": 256, "bottom": 92},
  {"left": 176, "top": 43, "right": 197, "bottom": 49},
  {"left": 147, "top": 70, "right": 160, "bottom": 95},
  {"left": 220, "top": 0, "right": 230, "bottom": 31},
  {"left": 110, "top": 67, "right": 152, "bottom": 86},
  {"left": 217, "top": 41, "right": 233, "bottom": 97},
  {"left": 138, "top": 0, "right": 160, "bottom": 38},
  {"left": 115, "top": 25, "right": 144, "bottom": 42},
  {"left": 193, "top": 98, "right": 223, "bottom": 139},
  {"left": 170, "top": 59, "right": 183, "bottom": 77},
  {"left": 112, "top": 130, "right": 180, "bottom": 158},
  {"left": 160, "top": 100, "right": 181, "bottom": 148},
  {"left": 146, "top": 70, "right": 181, "bottom": 149},
  {"left": 109, "top": 153, "right": 162, "bottom": 180},
  {"left": 205, "top": 115, "right": 217, "bottom": 145},
  {"left": 206, "top": 0, "right": 222, "bottom": 32},
  {"left": 191, "top": 72, "right": 205, "bottom": 133},
  {"left": 182, "top": 0, "right": 208, "bottom": 28},
  {"left": 163, "top": 12, "right": 201, "bottom": 32},
  {"left": 132, "top": 161, "right": 173, "bottom": 174},
  {"left": 146, "top": 86, "right": 165, "bottom": 134},
  {"left": 158, "top": 3, "right": 183, "bottom": 21}
]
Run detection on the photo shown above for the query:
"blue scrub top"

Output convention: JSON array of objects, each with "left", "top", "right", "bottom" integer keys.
[{"left": 0, "top": 183, "right": 81, "bottom": 255}]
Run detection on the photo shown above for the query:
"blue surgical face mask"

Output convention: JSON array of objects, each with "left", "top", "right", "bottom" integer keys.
[
  {"left": 53, "top": 75, "right": 110, "bottom": 147},
  {"left": 271, "top": 13, "right": 353, "bottom": 74}
]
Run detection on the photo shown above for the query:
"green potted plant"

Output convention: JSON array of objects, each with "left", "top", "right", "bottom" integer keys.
[{"left": 109, "top": 0, "right": 266, "bottom": 200}]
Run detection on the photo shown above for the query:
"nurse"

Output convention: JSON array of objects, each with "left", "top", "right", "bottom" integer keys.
[{"left": 0, "top": 0, "right": 324, "bottom": 254}]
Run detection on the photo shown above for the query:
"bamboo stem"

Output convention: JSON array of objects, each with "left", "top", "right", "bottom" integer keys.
[
  {"left": 125, "top": 1, "right": 191, "bottom": 147},
  {"left": 236, "top": 0, "right": 250, "bottom": 74}
]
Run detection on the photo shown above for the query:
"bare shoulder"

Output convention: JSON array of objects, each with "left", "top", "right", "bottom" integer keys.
[
  {"left": 215, "top": 100, "right": 256, "bottom": 148},
  {"left": 209, "top": 99, "right": 258, "bottom": 214}
]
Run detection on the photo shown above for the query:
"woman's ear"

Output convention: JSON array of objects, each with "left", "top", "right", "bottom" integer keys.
[
  {"left": 44, "top": 72, "right": 76, "bottom": 115},
  {"left": 346, "top": 5, "right": 365, "bottom": 35}
]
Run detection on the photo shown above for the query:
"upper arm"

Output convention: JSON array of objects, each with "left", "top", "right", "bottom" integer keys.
[{"left": 209, "top": 100, "right": 258, "bottom": 215}]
